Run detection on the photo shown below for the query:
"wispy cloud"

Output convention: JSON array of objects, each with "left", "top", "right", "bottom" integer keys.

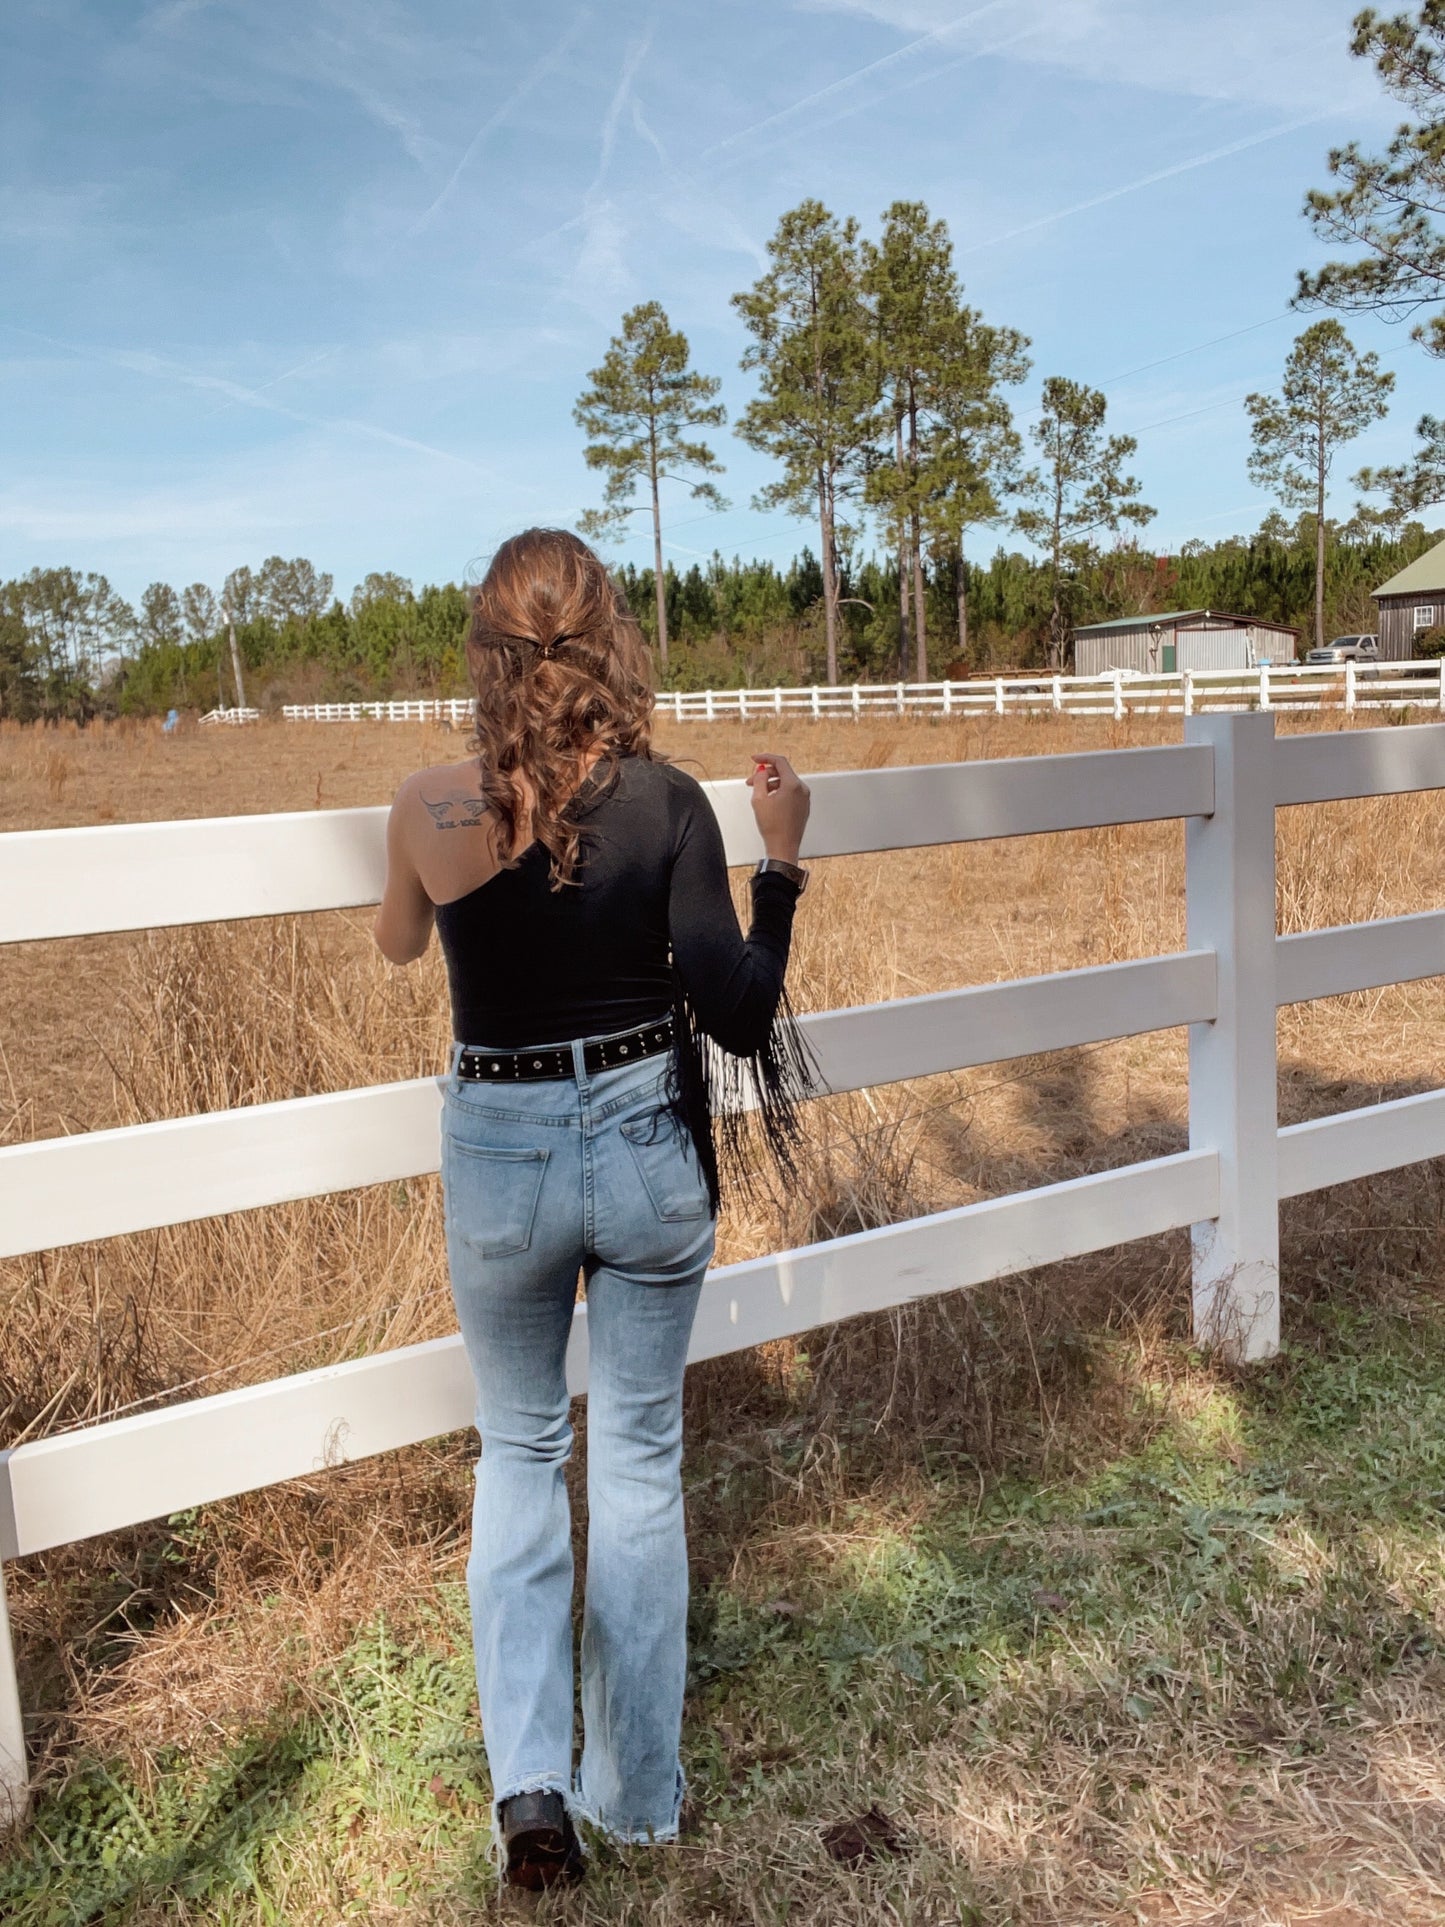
[
  {"left": 700, "top": 0, "right": 1008, "bottom": 160},
  {"left": 587, "top": 27, "right": 655, "bottom": 199},
  {"left": 0, "top": 324, "right": 495, "bottom": 475},
  {"left": 0, "top": 431, "right": 539, "bottom": 578},
  {"left": 533, "top": 7, "right": 1033, "bottom": 267},
  {"left": 331, "top": 72, "right": 440, "bottom": 171},
  {"left": 797, "top": 0, "right": 1382, "bottom": 115},
  {"left": 136, "top": 0, "right": 219, "bottom": 32},
  {"left": 412, "top": 8, "right": 593, "bottom": 230},
  {"left": 0, "top": 182, "right": 116, "bottom": 246},
  {"left": 961, "top": 110, "right": 1340, "bottom": 255},
  {"left": 200, "top": 344, "right": 343, "bottom": 418},
  {"left": 566, "top": 28, "right": 657, "bottom": 315}
]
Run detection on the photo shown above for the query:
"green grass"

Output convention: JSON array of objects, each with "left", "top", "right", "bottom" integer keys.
[{"left": 9, "top": 1298, "right": 1445, "bottom": 1923}]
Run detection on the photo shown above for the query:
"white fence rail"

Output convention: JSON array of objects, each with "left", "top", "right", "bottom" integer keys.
[
  {"left": 205, "top": 660, "right": 1445, "bottom": 731},
  {"left": 4, "top": 715, "right": 1445, "bottom": 1820}
]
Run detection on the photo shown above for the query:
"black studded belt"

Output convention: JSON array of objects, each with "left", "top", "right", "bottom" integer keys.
[{"left": 455, "top": 1018, "right": 675, "bottom": 1083}]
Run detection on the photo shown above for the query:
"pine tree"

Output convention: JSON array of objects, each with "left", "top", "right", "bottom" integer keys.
[
  {"left": 573, "top": 302, "right": 728, "bottom": 670},
  {"left": 858, "top": 204, "right": 1031, "bottom": 679},
  {"left": 1245, "top": 321, "right": 1394, "bottom": 649},
  {"left": 1015, "top": 379, "right": 1154, "bottom": 670},
  {"left": 1298, "top": 4, "right": 1445, "bottom": 357},
  {"left": 863, "top": 202, "right": 961, "bottom": 681},
  {"left": 1356, "top": 412, "right": 1445, "bottom": 517},
  {"left": 918, "top": 313, "right": 1029, "bottom": 668},
  {"left": 733, "top": 201, "right": 877, "bottom": 683},
  {"left": 181, "top": 584, "right": 218, "bottom": 647}
]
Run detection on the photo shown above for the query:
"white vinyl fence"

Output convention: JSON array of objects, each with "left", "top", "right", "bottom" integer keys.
[
  {"left": 195, "top": 659, "right": 1445, "bottom": 728},
  {"left": 5, "top": 714, "right": 1445, "bottom": 1820}
]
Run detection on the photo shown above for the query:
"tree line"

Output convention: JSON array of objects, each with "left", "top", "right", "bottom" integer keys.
[
  {"left": 5, "top": 510, "right": 1441, "bottom": 722},
  {"left": 6, "top": 5, "right": 1445, "bottom": 722}
]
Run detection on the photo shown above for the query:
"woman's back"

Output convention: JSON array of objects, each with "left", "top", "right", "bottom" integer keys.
[
  {"left": 434, "top": 752, "right": 680, "bottom": 1048},
  {"left": 434, "top": 750, "right": 802, "bottom": 1062}
]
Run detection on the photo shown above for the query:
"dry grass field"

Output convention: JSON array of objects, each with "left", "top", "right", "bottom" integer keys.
[{"left": 5, "top": 709, "right": 1445, "bottom": 1924}]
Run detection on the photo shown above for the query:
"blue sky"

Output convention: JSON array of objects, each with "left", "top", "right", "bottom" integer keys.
[{"left": 1, "top": 0, "right": 1435, "bottom": 606}]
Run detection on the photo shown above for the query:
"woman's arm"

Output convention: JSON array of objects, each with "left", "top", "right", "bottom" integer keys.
[
  {"left": 667, "top": 755, "right": 808, "bottom": 1055},
  {"left": 374, "top": 780, "right": 436, "bottom": 964}
]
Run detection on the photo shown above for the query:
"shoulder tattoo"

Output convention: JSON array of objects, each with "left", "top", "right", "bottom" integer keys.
[{"left": 419, "top": 791, "right": 490, "bottom": 832}]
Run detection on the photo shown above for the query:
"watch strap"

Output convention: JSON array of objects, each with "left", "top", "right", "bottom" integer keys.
[{"left": 755, "top": 856, "right": 808, "bottom": 893}]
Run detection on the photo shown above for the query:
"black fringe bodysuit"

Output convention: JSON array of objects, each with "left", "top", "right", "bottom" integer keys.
[{"left": 433, "top": 751, "right": 818, "bottom": 1215}]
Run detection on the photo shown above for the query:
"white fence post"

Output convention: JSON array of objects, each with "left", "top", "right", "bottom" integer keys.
[
  {"left": 1184, "top": 711, "right": 1280, "bottom": 1361},
  {"left": 811, "top": 686, "right": 821, "bottom": 720},
  {"left": 1258, "top": 664, "right": 1270, "bottom": 710},
  {"left": 852, "top": 683, "right": 861, "bottom": 721},
  {"left": 1345, "top": 660, "right": 1356, "bottom": 715},
  {"left": 1113, "top": 670, "right": 1124, "bottom": 721},
  {"left": 994, "top": 678, "right": 1004, "bottom": 715},
  {"left": 1183, "top": 670, "right": 1194, "bottom": 717},
  {"left": 0, "top": 1558, "right": 25, "bottom": 1825},
  {"left": 1051, "top": 675, "right": 1062, "bottom": 714}
]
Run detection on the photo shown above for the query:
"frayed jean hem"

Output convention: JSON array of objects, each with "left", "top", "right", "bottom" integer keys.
[{"left": 569, "top": 1763, "right": 686, "bottom": 1847}]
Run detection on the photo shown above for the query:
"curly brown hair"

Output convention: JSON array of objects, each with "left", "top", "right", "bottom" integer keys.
[{"left": 466, "top": 528, "right": 656, "bottom": 890}]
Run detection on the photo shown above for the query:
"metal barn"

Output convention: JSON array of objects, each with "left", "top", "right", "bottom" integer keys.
[
  {"left": 1072, "top": 610, "right": 1299, "bottom": 677},
  {"left": 1371, "top": 537, "right": 1445, "bottom": 658}
]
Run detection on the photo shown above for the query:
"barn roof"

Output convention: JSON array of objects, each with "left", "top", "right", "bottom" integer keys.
[
  {"left": 1372, "top": 535, "right": 1445, "bottom": 599},
  {"left": 1071, "top": 609, "right": 1299, "bottom": 637}
]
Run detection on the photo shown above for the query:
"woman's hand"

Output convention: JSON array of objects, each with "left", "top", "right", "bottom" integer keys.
[{"left": 747, "top": 752, "right": 810, "bottom": 863}]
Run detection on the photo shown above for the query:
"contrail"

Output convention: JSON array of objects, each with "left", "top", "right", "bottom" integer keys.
[
  {"left": 587, "top": 26, "right": 655, "bottom": 198},
  {"left": 201, "top": 344, "right": 341, "bottom": 418},
  {"left": 962, "top": 110, "right": 1339, "bottom": 255},
  {"left": 413, "top": 8, "right": 592, "bottom": 230},
  {"left": 533, "top": 12, "right": 1028, "bottom": 255},
  {"left": 699, "top": 0, "right": 1010, "bottom": 160},
  {"left": 1, "top": 323, "right": 491, "bottom": 473}
]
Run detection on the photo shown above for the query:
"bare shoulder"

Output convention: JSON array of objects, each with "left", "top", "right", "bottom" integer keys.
[{"left": 397, "top": 758, "right": 492, "bottom": 832}]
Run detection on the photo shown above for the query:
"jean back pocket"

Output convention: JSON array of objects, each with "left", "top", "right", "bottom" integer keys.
[
  {"left": 619, "top": 1109, "right": 709, "bottom": 1223},
  {"left": 445, "top": 1140, "right": 550, "bottom": 1257}
]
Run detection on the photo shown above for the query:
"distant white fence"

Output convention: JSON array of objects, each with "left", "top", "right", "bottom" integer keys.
[
  {"left": 5, "top": 715, "right": 1445, "bottom": 1819},
  {"left": 201, "top": 660, "right": 1445, "bottom": 729}
]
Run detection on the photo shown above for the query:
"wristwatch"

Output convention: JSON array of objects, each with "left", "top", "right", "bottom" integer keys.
[{"left": 754, "top": 855, "right": 809, "bottom": 895}]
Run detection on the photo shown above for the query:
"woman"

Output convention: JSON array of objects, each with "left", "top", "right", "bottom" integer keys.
[{"left": 374, "top": 528, "right": 813, "bottom": 1890}]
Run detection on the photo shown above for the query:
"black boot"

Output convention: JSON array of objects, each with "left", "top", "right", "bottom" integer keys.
[{"left": 498, "top": 1789, "right": 585, "bottom": 1891}]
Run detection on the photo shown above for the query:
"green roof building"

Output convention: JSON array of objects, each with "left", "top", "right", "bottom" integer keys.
[{"left": 1371, "top": 536, "right": 1445, "bottom": 657}]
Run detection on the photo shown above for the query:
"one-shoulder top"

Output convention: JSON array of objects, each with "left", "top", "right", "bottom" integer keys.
[
  {"left": 432, "top": 751, "right": 800, "bottom": 1049},
  {"left": 432, "top": 752, "right": 814, "bottom": 1210}
]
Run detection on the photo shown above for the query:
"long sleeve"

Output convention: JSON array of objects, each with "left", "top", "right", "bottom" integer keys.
[
  {"left": 666, "top": 782, "right": 799, "bottom": 1056},
  {"left": 661, "top": 773, "right": 818, "bottom": 1215}
]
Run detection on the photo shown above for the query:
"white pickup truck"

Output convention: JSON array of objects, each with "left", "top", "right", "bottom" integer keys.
[{"left": 1305, "top": 635, "right": 1379, "bottom": 664}]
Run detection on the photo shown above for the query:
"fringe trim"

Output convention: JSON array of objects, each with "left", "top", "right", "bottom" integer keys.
[{"left": 662, "top": 973, "right": 825, "bottom": 1217}]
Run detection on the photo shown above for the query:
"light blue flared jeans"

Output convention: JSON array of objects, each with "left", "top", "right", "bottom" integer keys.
[{"left": 439, "top": 1024, "right": 715, "bottom": 1859}]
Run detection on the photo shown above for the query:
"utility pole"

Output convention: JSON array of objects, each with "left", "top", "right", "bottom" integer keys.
[{"left": 224, "top": 603, "right": 247, "bottom": 712}]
